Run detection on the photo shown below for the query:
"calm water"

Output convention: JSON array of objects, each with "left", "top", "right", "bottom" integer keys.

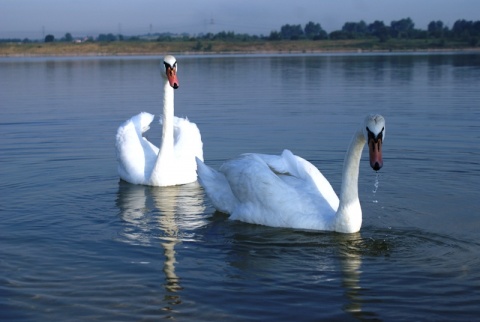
[{"left": 1, "top": 53, "right": 480, "bottom": 321}]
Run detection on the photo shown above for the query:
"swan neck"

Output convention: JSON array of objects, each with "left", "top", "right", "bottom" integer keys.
[
  {"left": 160, "top": 80, "right": 175, "bottom": 154},
  {"left": 335, "top": 128, "right": 366, "bottom": 233},
  {"left": 149, "top": 80, "right": 175, "bottom": 184},
  {"left": 340, "top": 130, "right": 365, "bottom": 203}
]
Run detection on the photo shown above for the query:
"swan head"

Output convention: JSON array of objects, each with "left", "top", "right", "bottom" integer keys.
[
  {"left": 163, "top": 55, "right": 179, "bottom": 89},
  {"left": 364, "top": 114, "right": 385, "bottom": 171}
]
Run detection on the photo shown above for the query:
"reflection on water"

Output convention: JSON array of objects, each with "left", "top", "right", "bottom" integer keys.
[
  {"left": 1, "top": 53, "right": 480, "bottom": 321},
  {"left": 116, "top": 181, "right": 205, "bottom": 313},
  {"left": 220, "top": 221, "right": 383, "bottom": 320},
  {"left": 334, "top": 233, "right": 364, "bottom": 318}
]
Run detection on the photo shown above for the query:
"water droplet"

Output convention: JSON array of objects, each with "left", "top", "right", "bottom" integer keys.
[
  {"left": 372, "top": 172, "right": 380, "bottom": 194},
  {"left": 372, "top": 172, "right": 380, "bottom": 203}
]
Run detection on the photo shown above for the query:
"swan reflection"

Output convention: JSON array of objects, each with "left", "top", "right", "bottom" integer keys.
[
  {"left": 224, "top": 225, "right": 376, "bottom": 320},
  {"left": 116, "top": 181, "right": 205, "bottom": 306},
  {"left": 334, "top": 233, "right": 363, "bottom": 317}
]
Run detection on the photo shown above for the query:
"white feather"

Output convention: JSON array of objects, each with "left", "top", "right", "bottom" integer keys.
[{"left": 197, "top": 114, "right": 386, "bottom": 233}]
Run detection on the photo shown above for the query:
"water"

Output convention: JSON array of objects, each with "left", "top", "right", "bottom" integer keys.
[{"left": 1, "top": 53, "right": 479, "bottom": 321}]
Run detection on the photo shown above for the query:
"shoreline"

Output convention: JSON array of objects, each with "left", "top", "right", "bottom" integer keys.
[
  {"left": 2, "top": 48, "right": 480, "bottom": 58},
  {"left": 1, "top": 40, "right": 479, "bottom": 58}
]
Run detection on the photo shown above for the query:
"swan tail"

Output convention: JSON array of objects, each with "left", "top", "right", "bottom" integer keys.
[{"left": 196, "top": 158, "right": 236, "bottom": 214}]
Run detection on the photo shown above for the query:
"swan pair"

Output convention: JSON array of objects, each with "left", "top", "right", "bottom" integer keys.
[{"left": 116, "top": 55, "right": 386, "bottom": 233}]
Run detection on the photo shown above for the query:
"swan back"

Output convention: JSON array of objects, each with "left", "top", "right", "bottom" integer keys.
[{"left": 198, "top": 151, "right": 338, "bottom": 230}]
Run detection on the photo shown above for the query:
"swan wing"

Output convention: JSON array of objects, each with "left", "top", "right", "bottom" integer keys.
[
  {"left": 208, "top": 152, "right": 336, "bottom": 230},
  {"left": 283, "top": 150, "right": 339, "bottom": 211},
  {"left": 171, "top": 116, "right": 204, "bottom": 162},
  {"left": 253, "top": 150, "right": 339, "bottom": 210},
  {"left": 116, "top": 112, "right": 158, "bottom": 184}
]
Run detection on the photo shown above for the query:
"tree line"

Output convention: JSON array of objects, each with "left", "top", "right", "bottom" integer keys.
[
  {"left": 172, "top": 18, "right": 480, "bottom": 45},
  {"left": 1, "top": 17, "right": 479, "bottom": 46},
  {"left": 268, "top": 18, "right": 480, "bottom": 45}
]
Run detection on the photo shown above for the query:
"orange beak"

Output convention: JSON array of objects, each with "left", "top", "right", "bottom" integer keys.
[
  {"left": 166, "top": 66, "right": 179, "bottom": 89},
  {"left": 368, "top": 137, "right": 383, "bottom": 171}
]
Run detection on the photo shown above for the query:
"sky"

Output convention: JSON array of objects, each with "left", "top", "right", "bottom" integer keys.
[{"left": 1, "top": 0, "right": 479, "bottom": 39}]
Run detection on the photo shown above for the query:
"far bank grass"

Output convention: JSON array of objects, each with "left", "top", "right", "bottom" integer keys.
[{"left": 0, "top": 39, "right": 477, "bottom": 57}]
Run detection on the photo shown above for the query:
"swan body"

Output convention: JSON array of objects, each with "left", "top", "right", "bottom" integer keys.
[
  {"left": 196, "top": 114, "right": 385, "bottom": 233},
  {"left": 116, "top": 55, "right": 203, "bottom": 186}
]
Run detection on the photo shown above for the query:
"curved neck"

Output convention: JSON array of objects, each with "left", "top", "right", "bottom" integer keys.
[
  {"left": 334, "top": 128, "right": 366, "bottom": 233},
  {"left": 150, "top": 79, "right": 175, "bottom": 183}
]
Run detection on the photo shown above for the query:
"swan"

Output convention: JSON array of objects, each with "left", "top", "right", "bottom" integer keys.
[
  {"left": 196, "top": 114, "right": 385, "bottom": 233},
  {"left": 116, "top": 55, "right": 203, "bottom": 186}
]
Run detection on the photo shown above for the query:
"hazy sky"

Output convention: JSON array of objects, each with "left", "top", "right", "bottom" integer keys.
[{"left": 1, "top": 0, "right": 479, "bottom": 39}]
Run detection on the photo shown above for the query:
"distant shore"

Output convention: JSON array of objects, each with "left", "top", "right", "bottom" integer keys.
[{"left": 1, "top": 39, "right": 479, "bottom": 57}]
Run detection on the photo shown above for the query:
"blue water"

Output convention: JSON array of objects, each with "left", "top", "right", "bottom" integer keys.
[{"left": 1, "top": 53, "right": 480, "bottom": 321}]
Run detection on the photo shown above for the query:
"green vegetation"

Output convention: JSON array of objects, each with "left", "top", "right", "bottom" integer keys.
[
  {"left": 2, "top": 38, "right": 477, "bottom": 57},
  {"left": 266, "top": 18, "right": 480, "bottom": 46},
  {"left": 1, "top": 17, "right": 479, "bottom": 56}
]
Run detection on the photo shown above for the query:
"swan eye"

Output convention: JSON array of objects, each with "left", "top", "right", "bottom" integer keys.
[{"left": 163, "top": 61, "right": 177, "bottom": 72}]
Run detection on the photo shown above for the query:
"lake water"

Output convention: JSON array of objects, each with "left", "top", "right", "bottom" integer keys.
[{"left": 1, "top": 52, "right": 480, "bottom": 321}]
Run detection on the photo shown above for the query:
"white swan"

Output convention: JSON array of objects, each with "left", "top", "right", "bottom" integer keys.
[
  {"left": 116, "top": 55, "right": 203, "bottom": 186},
  {"left": 196, "top": 114, "right": 385, "bottom": 233}
]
